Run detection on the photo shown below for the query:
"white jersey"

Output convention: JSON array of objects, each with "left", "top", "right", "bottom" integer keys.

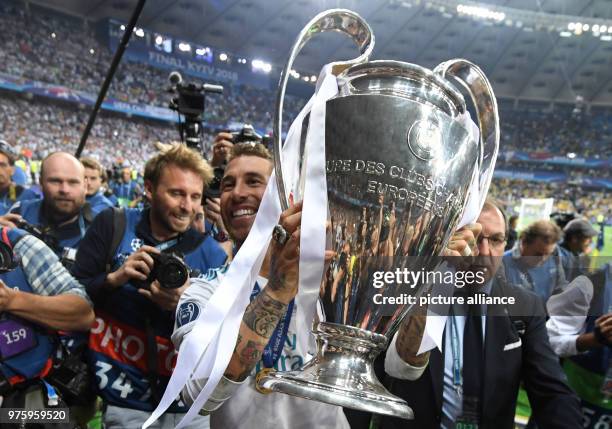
[{"left": 173, "top": 268, "right": 350, "bottom": 429}]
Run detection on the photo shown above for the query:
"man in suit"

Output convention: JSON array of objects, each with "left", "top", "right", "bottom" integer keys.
[{"left": 376, "top": 199, "right": 582, "bottom": 429}]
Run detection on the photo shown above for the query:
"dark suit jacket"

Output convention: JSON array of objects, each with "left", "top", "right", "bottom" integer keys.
[{"left": 347, "top": 276, "right": 582, "bottom": 429}]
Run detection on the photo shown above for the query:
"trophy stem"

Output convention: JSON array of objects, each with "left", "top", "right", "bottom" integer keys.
[{"left": 256, "top": 321, "right": 414, "bottom": 420}]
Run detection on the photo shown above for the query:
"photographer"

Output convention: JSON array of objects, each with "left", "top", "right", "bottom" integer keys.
[
  {"left": 80, "top": 157, "right": 114, "bottom": 216},
  {"left": 172, "top": 143, "right": 345, "bottom": 429},
  {"left": 71, "top": 144, "right": 227, "bottom": 428},
  {"left": 0, "top": 152, "right": 93, "bottom": 267},
  {"left": 0, "top": 225, "right": 94, "bottom": 427},
  {"left": 0, "top": 139, "right": 39, "bottom": 215},
  {"left": 111, "top": 163, "right": 141, "bottom": 208},
  {"left": 210, "top": 132, "right": 234, "bottom": 169}
]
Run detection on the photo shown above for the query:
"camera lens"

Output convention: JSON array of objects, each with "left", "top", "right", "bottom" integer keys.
[{"left": 158, "top": 258, "right": 188, "bottom": 289}]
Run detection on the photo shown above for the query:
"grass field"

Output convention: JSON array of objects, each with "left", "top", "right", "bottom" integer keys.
[{"left": 599, "top": 225, "right": 612, "bottom": 257}]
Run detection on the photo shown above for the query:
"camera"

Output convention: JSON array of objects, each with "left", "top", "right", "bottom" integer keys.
[
  {"left": 140, "top": 252, "right": 196, "bottom": 290},
  {"left": 206, "top": 167, "right": 225, "bottom": 199},
  {"left": 0, "top": 240, "right": 18, "bottom": 273},
  {"left": 168, "top": 71, "right": 223, "bottom": 152},
  {"left": 16, "top": 220, "right": 60, "bottom": 254},
  {"left": 230, "top": 124, "right": 262, "bottom": 145}
]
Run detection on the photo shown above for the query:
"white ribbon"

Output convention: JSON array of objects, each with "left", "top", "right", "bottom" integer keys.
[
  {"left": 457, "top": 111, "right": 486, "bottom": 229},
  {"left": 295, "top": 65, "right": 338, "bottom": 355},
  {"left": 143, "top": 65, "right": 338, "bottom": 429}
]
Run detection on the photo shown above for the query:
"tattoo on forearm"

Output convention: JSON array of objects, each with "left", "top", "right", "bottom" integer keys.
[
  {"left": 229, "top": 335, "right": 265, "bottom": 381},
  {"left": 267, "top": 253, "right": 286, "bottom": 292},
  {"left": 239, "top": 339, "right": 262, "bottom": 368},
  {"left": 242, "top": 288, "right": 288, "bottom": 338}
]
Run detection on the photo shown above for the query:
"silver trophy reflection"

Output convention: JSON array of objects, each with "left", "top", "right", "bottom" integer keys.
[{"left": 257, "top": 9, "right": 499, "bottom": 419}]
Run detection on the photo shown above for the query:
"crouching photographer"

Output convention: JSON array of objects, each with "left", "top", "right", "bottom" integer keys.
[
  {"left": 0, "top": 226, "right": 94, "bottom": 429},
  {"left": 71, "top": 144, "right": 227, "bottom": 429}
]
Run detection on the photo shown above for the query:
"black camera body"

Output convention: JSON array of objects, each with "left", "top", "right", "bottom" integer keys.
[
  {"left": 205, "top": 166, "right": 225, "bottom": 199},
  {"left": 230, "top": 124, "right": 262, "bottom": 144},
  {"left": 167, "top": 71, "right": 223, "bottom": 152},
  {"left": 0, "top": 240, "right": 18, "bottom": 273},
  {"left": 16, "top": 220, "right": 61, "bottom": 254},
  {"left": 140, "top": 252, "right": 196, "bottom": 290}
]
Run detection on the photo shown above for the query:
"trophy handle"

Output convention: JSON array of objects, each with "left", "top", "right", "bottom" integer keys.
[
  {"left": 273, "top": 9, "right": 374, "bottom": 210},
  {"left": 433, "top": 59, "right": 500, "bottom": 206}
]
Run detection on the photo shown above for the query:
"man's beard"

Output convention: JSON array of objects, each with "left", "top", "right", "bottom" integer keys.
[
  {"left": 152, "top": 204, "right": 192, "bottom": 236},
  {"left": 45, "top": 198, "right": 81, "bottom": 224}
]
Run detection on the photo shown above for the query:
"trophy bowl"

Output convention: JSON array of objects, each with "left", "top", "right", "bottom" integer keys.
[{"left": 258, "top": 9, "right": 499, "bottom": 420}]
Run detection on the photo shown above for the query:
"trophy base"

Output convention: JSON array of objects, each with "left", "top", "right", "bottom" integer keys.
[{"left": 257, "top": 322, "right": 414, "bottom": 420}]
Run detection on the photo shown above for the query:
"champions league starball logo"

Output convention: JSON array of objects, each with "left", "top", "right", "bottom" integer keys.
[
  {"left": 177, "top": 301, "right": 200, "bottom": 327},
  {"left": 131, "top": 238, "right": 143, "bottom": 252},
  {"left": 407, "top": 119, "right": 443, "bottom": 161}
]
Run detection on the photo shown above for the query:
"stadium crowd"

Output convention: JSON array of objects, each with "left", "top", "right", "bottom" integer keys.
[
  {"left": 500, "top": 106, "right": 612, "bottom": 158},
  {"left": 0, "top": 95, "right": 174, "bottom": 168},
  {"left": 0, "top": 1, "right": 306, "bottom": 133}
]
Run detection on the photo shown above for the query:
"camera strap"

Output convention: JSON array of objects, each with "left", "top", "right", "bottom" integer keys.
[
  {"left": 155, "top": 238, "right": 179, "bottom": 252},
  {"left": 2, "top": 227, "right": 12, "bottom": 248},
  {"left": 144, "top": 316, "right": 163, "bottom": 405},
  {"left": 106, "top": 208, "right": 126, "bottom": 273}
]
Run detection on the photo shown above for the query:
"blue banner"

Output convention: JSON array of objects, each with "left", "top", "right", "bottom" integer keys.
[
  {"left": 500, "top": 151, "right": 610, "bottom": 168},
  {"left": 493, "top": 169, "right": 567, "bottom": 182},
  {"left": 493, "top": 170, "right": 612, "bottom": 189},
  {"left": 571, "top": 177, "right": 612, "bottom": 190},
  {"left": 107, "top": 20, "right": 271, "bottom": 89},
  {"left": 0, "top": 73, "right": 177, "bottom": 123}
]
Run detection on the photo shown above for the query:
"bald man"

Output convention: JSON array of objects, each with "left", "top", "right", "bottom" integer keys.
[
  {"left": 0, "top": 152, "right": 98, "bottom": 424},
  {"left": 0, "top": 152, "right": 92, "bottom": 267}
]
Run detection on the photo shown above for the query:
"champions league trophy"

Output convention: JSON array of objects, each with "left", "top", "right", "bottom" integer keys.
[{"left": 257, "top": 9, "right": 499, "bottom": 419}]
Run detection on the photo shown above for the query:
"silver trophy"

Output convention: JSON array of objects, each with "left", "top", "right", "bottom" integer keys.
[{"left": 258, "top": 9, "right": 499, "bottom": 419}]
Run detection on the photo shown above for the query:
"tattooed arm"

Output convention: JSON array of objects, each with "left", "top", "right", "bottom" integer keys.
[
  {"left": 224, "top": 203, "right": 303, "bottom": 382},
  {"left": 224, "top": 287, "right": 291, "bottom": 381}
]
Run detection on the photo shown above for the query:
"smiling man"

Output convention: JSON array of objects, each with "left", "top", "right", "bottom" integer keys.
[
  {"left": 172, "top": 143, "right": 350, "bottom": 429},
  {"left": 72, "top": 144, "right": 227, "bottom": 429}
]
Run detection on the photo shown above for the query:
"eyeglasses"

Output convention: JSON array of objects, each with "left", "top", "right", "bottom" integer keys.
[{"left": 477, "top": 234, "right": 507, "bottom": 248}]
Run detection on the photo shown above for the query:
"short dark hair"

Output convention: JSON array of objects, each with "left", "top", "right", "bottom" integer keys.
[
  {"left": 229, "top": 142, "right": 272, "bottom": 162},
  {"left": 0, "top": 140, "right": 17, "bottom": 165},
  {"left": 80, "top": 157, "right": 104, "bottom": 174},
  {"left": 520, "top": 220, "right": 562, "bottom": 245}
]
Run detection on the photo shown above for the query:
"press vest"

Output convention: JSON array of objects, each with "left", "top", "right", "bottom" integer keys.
[
  {"left": 112, "top": 181, "right": 138, "bottom": 208},
  {"left": 87, "top": 191, "right": 114, "bottom": 216},
  {"left": 564, "top": 264, "right": 612, "bottom": 420},
  {"left": 0, "top": 184, "right": 38, "bottom": 216},
  {"left": 89, "top": 208, "right": 226, "bottom": 412},
  {"left": 0, "top": 232, "right": 55, "bottom": 386},
  {"left": 503, "top": 247, "right": 567, "bottom": 302}
]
